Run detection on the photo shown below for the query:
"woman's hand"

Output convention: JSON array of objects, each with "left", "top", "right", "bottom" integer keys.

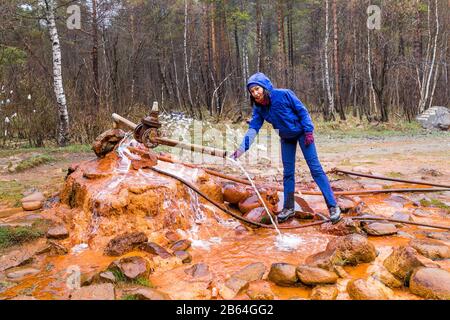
[
  {"left": 229, "top": 148, "right": 245, "bottom": 160},
  {"left": 305, "top": 132, "right": 314, "bottom": 147}
]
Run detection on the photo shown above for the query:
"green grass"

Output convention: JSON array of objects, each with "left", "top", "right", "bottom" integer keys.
[
  {"left": 121, "top": 294, "right": 139, "bottom": 300},
  {"left": 108, "top": 268, "right": 153, "bottom": 288},
  {"left": 420, "top": 199, "right": 450, "bottom": 212},
  {"left": 0, "top": 225, "right": 44, "bottom": 249},
  {"left": 0, "top": 180, "right": 25, "bottom": 207},
  {"left": 0, "top": 144, "right": 91, "bottom": 158},
  {"left": 11, "top": 154, "right": 56, "bottom": 173},
  {"left": 386, "top": 171, "right": 404, "bottom": 178}
]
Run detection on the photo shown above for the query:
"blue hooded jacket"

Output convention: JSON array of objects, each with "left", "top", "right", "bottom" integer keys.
[{"left": 239, "top": 72, "right": 314, "bottom": 151}]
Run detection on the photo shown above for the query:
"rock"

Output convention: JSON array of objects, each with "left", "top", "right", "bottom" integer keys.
[
  {"left": 109, "top": 256, "right": 151, "bottom": 280},
  {"left": 92, "top": 129, "right": 126, "bottom": 158},
  {"left": 222, "top": 183, "right": 250, "bottom": 204},
  {"left": 224, "top": 277, "right": 249, "bottom": 295},
  {"left": 383, "top": 246, "right": 426, "bottom": 282},
  {"left": 21, "top": 192, "right": 45, "bottom": 203},
  {"left": 70, "top": 283, "right": 116, "bottom": 300},
  {"left": 246, "top": 280, "right": 275, "bottom": 300},
  {"left": 320, "top": 218, "right": 363, "bottom": 236},
  {"left": 362, "top": 223, "right": 398, "bottom": 236},
  {"left": 306, "top": 234, "right": 377, "bottom": 270},
  {"left": 231, "top": 262, "right": 266, "bottom": 282},
  {"left": 426, "top": 232, "right": 450, "bottom": 242},
  {"left": 9, "top": 295, "right": 37, "bottom": 300},
  {"left": 173, "top": 250, "right": 192, "bottom": 263},
  {"left": 139, "top": 242, "right": 172, "bottom": 259},
  {"left": 104, "top": 232, "right": 148, "bottom": 256},
  {"left": 296, "top": 265, "right": 338, "bottom": 285},
  {"left": 412, "top": 209, "right": 432, "bottom": 217},
  {"left": 170, "top": 239, "right": 191, "bottom": 252},
  {"left": 267, "top": 263, "right": 298, "bottom": 286},
  {"left": 347, "top": 278, "right": 392, "bottom": 300},
  {"left": 46, "top": 224, "right": 69, "bottom": 239},
  {"left": 81, "top": 270, "right": 116, "bottom": 286},
  {"left": 391, "top": 212, "right": 414, "bottom": 227},
  {"left": 409, "top": 267, "right": 450, "bottom": 300},
  {"left": 397, "top": 231, "right": 415, "bottom": 239},
  {"left": 370, "top": 266, "right": 403, "bottom": 289},
  {"left": 243, "top": 207, "right": 273, "bottom": 224},
  {"left": 37, "top": 240, "right": 68, "bottom": 256},
  {"left": 409, "top": 238, "right": 450, "bottom": 260},
  {"left": 165, "top": 231, "right": 181, "bottom": 243},
  {"left": 0, "top": 239, "right": 47, "bottom": 272},
  {"left": 337, "top": 196, "right": 356, "bottom": 213},
  {"left": 310, "top": 285, "right": 338, "bottom": 300},
  {"left": 6, "top": 267, "right": 40, "bottom": 280},
  {"left": 22, "top": 201, "right": 43, "bottom": 211},
  {"left": 333, "top": 266, "right": 349, "bottom": 278},
  {"left": 184, "top": 263, "right": 210, "bottom": 279},
  {"left": 124, "top": 287, "right": 171, "bottom": 300},
  {"left": 416, "top": 106, "right": 450, "bottom": 130}
]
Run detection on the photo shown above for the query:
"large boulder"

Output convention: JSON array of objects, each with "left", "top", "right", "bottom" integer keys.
[
  {"left": 409, "top": 238, "right": 450, "bottom": 261},
  {"left": 409, "top": 267, "right": 450, "bottom": 300},
  {"left": 347, "top": 278, "right": 392, "bottom": 300},
  {"left": 320, "top": 218, "right": 363, "bottom": 236},
  {"left": 21, "top": 192, "right": 45, "bottom": 211},
  {"left": 296, "top": 265, "right": 338, "bottom": 285},
  {"left": 267, "top": 263, "right": 298, "bottom": 286},
  {"left": 306, "top": 234, "right": 377, "bottom": 271},
  {"left": 416, "top": 106, "right": 450, "bottom": 130},
  {"left": 310, "top": 285, "right": 338, "bottom": 300},
  {"left": 104, "top": 232, "right": 148, "bottom": 256}
]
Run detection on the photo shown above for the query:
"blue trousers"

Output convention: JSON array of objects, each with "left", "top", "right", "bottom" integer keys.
[{"left": 280, "top": 133, "right": 337, "bottom": 209}]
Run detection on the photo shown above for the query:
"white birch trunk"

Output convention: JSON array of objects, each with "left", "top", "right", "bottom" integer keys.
[
  {"left": 367, "top": 31, "right": 378, "bottom": 116},
  {"left": 45, "top": 0, "right": 69, "bottom": 146},
  {"left": 324, "top": 0, "right": 335, "bottom": 119},
  {"left": 184, "top": 0, "right": 193, "bottom": 108}
]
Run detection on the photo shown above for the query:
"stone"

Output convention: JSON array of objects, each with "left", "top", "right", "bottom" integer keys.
[
  {"left": 231, "top": 262, "right": 266, "bottom": 282},
  {"left": 173, "top": 250, "right": 192, "bottom": 264},
  {"left": 224, "top": 277, "right": 249, "bottom": 295},
  {"left": 243, "top": 207, "right": 273, "bottom": 224},
  {"left": 92, "top": 129, "right": 126, "bottom": 158},
  {"left": 139, "top": 242, "right": 172, "bottom": 259},
  {"left": 37, "top": 240, "right": 68, "bottom": 256},
  {"left": 6, "top": 267, "right": 40, "bottom": 280},
  {"left": 306, "top": 234, "right": 377, "bottom": 270},
  {"left": 70, "top": 283, "right": 115, "bottom": 300},
  {"left": 412, "top": 209, "right": 432, "bottom": 217},
  {"left": 22, "top": 201, "right": 43, "bottom": 211},
  {"left": 426, "top": 232, "right": 450, "bottom": 242},
  {"left": 310, "top": 285, "right": 338, "bottom": 300},
  {"left": 21, "top": 192, "right": 45, "bottom": 204},
  {"left": 409, "top": 238, "right": 450, "bottom": 260},
  {"left": 337, "top": 196, "right": 356, "bottom": 213},
  {"left": 296, "top": 265, "right": 339, "bottom": 285},
  {"left": 0, "top": 239, "right": 47, "bottom": 272},
  {"left": 170, "top": 239, "right": 191, "bottom": 252},
  {"left": 104, "top": 232, "right": 148, "bottom": 256},
  {"left": 409, "top": 267, "right": 450, "bottom": 300},
  {"left": 246, "top": 280, "right": 275, "bottom": 300},
  {"left": 370, "top": 266, "right": 403, "bottom": 289},
  {"left": 165, "top": 231, "right": 181, "bottom": 243},
  {"left": 46, "top": 224, "right": 69, "bottom": 239},
  {"left": 347, "top": 278, "right": 391, "bottom": 300},
  {"left": 267, "top": 263, "right": 298, "bottom": 286},
  {"left": 391, "top": 212, "right": 414, "bottom": 227},
  {"left": 416, "top": 106, "right": 450, "bottom": 130},
  {"left": 222, "top": 183, "right": 250, "bottom": 204},
  {"left": 383, "top": 246, "right": 426, "bottom": 282},
  {"left": 363, "top": 223, "right": 398, "bottom": 236},
  {"left": 320, "top": 218, "right": 363, "bottom": 236},
  {"left": 124, "top": 287, "right": 171, "bottom": 300},
  {"left": 109, "top": 256, "right": 151, "bottom": 280},
  {"left": 184, "top": 263, "right": 210, "bottom": 279}
]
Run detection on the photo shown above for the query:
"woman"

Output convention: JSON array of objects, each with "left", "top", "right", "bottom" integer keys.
[{"left": 230, "top": 72, "right": 341, "bottom": 224}]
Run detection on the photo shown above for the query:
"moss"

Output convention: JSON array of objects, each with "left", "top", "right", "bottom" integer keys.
[
  {"left": 386, "top": 171, "right": 404, "bottom": 178},
  {"left": 0, "top": 225, "right": 44, "bottom": 249},
  {"left": 420, "top": 199, "right": 450, "bottom": 212},
  {"left": 121, "top": 294, "right": 139, "bottom": 300},
  {"left": 107, "top": 268, "right": 153, "bottom": 287},
  {"left": 0, "top": 180, "right": 24, "bottom": 207}
]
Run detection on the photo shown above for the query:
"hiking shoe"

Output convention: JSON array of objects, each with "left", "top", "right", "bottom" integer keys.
[
  {"left": 277, "top": 208, "right": 295, "bottom": 223},
  {"left": 329, "top": 206, "right": 342, "bottom": 224}
]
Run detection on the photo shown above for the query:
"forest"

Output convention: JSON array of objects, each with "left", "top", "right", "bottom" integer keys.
[{"left": 0, "top": 0, "right": 448, "bottom": 146}]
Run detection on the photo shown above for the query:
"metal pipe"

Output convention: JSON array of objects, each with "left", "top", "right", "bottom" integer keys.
[{"left": 332, "top": 168, "right": 450, "bottom": 189}]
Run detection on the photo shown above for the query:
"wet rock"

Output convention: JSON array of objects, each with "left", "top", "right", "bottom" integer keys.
[
  {"left": 81, "top": 270, "right": 117, "bottom": 286},
  {"left": 221, "top": 277, "right": 249, "bottom": 298},
  {"left": 231, "top": 262, "right": 266, "bottom": 282},
  {"left": 409, "top": 239, "right": 450, "bottom": 260},
  {"left": 320, "top": 218, "right": 363, "bottom": 236},
  {"left": 409, "top": 267, "right": 450, "bottom": 300},
  {"left": 333, "top": 266, "right": 349, "bottom": 278},
  {"left": 173, "top": 250, "right": 192, "bottom": 264},
  {"left": 104, "top": 232, "right": 148, "bottom": 256},
  {"left": 243, "top": 207, "right": 273, "bottom": 224},
  {"left": 391, "top": 212, "right": 414, "bottom": 227},
  {"left": 70, "top": 283, "right": 116, "bottom": 300},
  {"left": 383, "top": 246, "right": 427, "bottom": 282},
  {"left": 139, "top": 242, "right": 172, "bottom": 259},
  {"left": 246, "top": 280, "right": 275, "bottom": 300},
  {"left": 306, "top": 234, "right": 377, "bottom": 271},
  {"left": 294, "top": 210, "right": 314, "bottom": 220},
  {"left": 362, "top": 223, "right": 398, "bottom": 236},
  {"left": 296, "top": 265, "right": 338, "bottom": 285},
  {"left": 82, "top": 170, "right": 112, "bottom": 180},
  {"left": 37, "top": 240, "right": 68, "bottom": 256},
  {"left": 238, "top": 189, "right": 279, "bottom": 215},
  {"left": 397, "top": 231, "right": 415, "bottom": 239},
  {"left": 310, "top": 285, "right": 338, "bottom": 300},
  {"left": 426, "top": 232, "right": 450, "bottom": 242},
  {"left": 109, "top": 256, "right": 151, "bottom": 280},
  {"left": 123, "top": 287, "right": 171, "bottom": 300},
  {"left": 337, "top": 196, "right": 356, "bottom": 213},
  {"left": 6, "top": 267, "right": 40, "bottom": 280},
  {"left": 130, "top": 153, "right": 158, "bottom": 170},
  {"left": 267, "top": 263, "right": 298, "bottom": 286},
  {"left": 170, "top": 239, "right": 191, "bottom": 252},
  {"left": 222, "top": 183, "right": 250, "bottom": 204},
  {"left": 412, "top": 209, "right": 432, "bottom": 218},
  {"left": 92, "top": 129, "right": 125, "bottom": 158},
  {"left": 46, "top": 224, "right": 69, "bottom": 239},
  {"left": 0, "top": 238, "right": 47, "bottom": 272},
  {"left": 165, "top": 231, "right": 181, "bottom": 243},
  {"left": 347, "top": 278, "right": 392, "bottom": 300},
  {"left": 184, "top": 263, "right": 210, "bottom": 279},
  {"left": 385, "top": 194, "right": 410, "bottom": 207},
  {"left": 197, "top": 173, "right": 223, "bottom": 204},
  {"left": 98, "top": 271, "right": 116, "bottom": 283},
  {"left": 370, "top": 266, "right": 403, "bottom": 289},
  {"left": 21, "top": 192, "right": 45, "bottom": 212}
]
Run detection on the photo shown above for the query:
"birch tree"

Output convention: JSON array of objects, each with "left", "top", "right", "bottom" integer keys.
[{"left": 324, "top": 0, "right": 335, "bottom": 121}]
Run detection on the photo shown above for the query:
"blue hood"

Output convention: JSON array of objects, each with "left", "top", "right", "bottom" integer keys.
[{"left": 246, "top": 73, "right": 274, "bottom": 93}]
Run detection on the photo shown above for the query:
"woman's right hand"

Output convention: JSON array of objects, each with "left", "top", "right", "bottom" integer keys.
[{"left": 229, "top": 148, "right": 245, "bottom": 160}]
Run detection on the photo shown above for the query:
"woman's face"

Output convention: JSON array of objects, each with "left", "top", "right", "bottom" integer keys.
[{"left": 249, "top": 85, "right": 265, "bottom": 104}]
